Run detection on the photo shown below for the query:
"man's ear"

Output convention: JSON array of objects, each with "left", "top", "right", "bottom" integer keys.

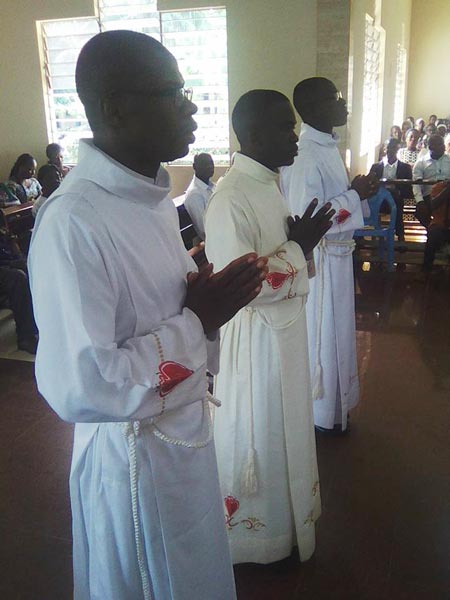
[
  {"left": 100, "top": 95, "right": 127, "bottom": 128},
  {"left": 248, "top": 127, "right": 262, "bottom": 148}
]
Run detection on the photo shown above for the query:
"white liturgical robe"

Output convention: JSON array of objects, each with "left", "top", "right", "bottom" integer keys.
[
  {"left": 205, "top": 153, "right": 321, "bottom": 565},
  {"left": 281, "top": 123, "right": 365, "bottom": 430},
  {"left": 28, "top": 140, "right": 236, "bottom": 600}
]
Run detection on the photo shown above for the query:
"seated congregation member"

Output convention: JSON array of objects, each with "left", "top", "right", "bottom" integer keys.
[
  {"left": 0, "top": 227, "right": 37, "bottom": 354},
  {"left": 280, "top": 77, "right": 376, "bottom": 434},
  {"left": 370, "top": 138, "right": 412, "bottom": 246},
  {"left": 415, "top": 117, "right": 426, "bottom": 137},
  {"left": 413, "top": 134, "right": 450, "bottom": 271},
  {"left": 205, "top": 89, "right": 335, "bottom": 565},
  {"left": 445, "top": 133, "right": 450, "bottom": 155},
  {"left": 390, "top": 125, "right": 403, "bottom": 143},
  {"left": 8, "top": 154, "right": 42, "bottom": 203},
  {"left": 29, "top": 30, "right": 269, "bottom": 600},
  {"left": 413, "top": 134, "right": 450, "bottom": 214},
  {"left": 34, "top": 164, "right": 62, "bottom": 217},
  {"left": 46, "top": 143, "right": 71, "bottom": 177},
  {"left": 401, "top": 119, "right": 413, "bottom": 142},
  {"left": 398, "top": 128, "right": 420, "bottom": 165},
  {"left": 184, "top": 152, "right": 215, "bottom": 240},
  {"left": 436, "top": 122, "right": 447, "bottom": 138},
  {"left": 428, "top": 114, "right": 437, "bottom": 127},
  {"left": 421, "top": 181, "right": 450, "bottom": 272}
]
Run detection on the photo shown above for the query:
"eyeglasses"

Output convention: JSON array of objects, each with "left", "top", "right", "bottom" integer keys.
[
  {"left": 322, "top": 90, "right": 344, "bottom": 102},
  {"left": 109, "top": 86, "right": 194, "bottom": 106}
]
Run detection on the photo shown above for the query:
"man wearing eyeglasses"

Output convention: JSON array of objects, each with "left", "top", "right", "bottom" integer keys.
[
  {"left": 28, "top": 30, "right": 268, "bottom": 600},
  {"left": 281, "top": 77, "right": 376, "bottom": 435}
]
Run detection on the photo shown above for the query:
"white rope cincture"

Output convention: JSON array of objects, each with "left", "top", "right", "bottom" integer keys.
[
  {"left": 240, "top": 307, "right": 258, "bottom": 497},
  {"left": 122, "top": 390, "right": 219, "bottom": 599},
  {"left": 123, "top": 421, "right": 153, "bottom": 600},
  {"left": 312, "top": 238, "right": 356, "bottom": 401},
  {"left": 150, "top": 392, "right": 218, "bottom": 448}
]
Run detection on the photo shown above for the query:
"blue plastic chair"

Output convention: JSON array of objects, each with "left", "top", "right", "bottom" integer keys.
[{"left": 354, "top": 188, "right": 397, "bottom": 271}]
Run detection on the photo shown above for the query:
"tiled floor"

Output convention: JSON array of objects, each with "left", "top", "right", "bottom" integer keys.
[{"left": 1, "top": 264, "right": 449, "bottom": 599}]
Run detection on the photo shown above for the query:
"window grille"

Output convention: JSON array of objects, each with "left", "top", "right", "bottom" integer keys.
[
  {"left": 41, "top": 18, "right": 99, "bottom": 163},
  {"left": 393, "top": 44, "right": 407, "bottom": 129},
  {"left": 40, "top": 1, "right": 229, "bottom": 165},
  {"left": 360, "top": 14, "right": 385, "bottom": 157}
]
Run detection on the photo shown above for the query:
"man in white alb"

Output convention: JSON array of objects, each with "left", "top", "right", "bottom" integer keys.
[
  {"left": 281, "top": 77, "right": 375, "bottom": 434},
  {"left": 184, "top": 152, "right": 215, "bottom": 240},
  {"left": 28, "top": 31, "right": 268, "bottom": 600},
  {"left": 206, "top": 89, "right": 335, "bottom": 564}
]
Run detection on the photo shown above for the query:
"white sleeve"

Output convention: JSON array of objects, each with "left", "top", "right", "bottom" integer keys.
[
  {"left": 412, "top": 160, "right": 425, "bottom": 203},
  {"left": 29, "top": 211, "right": 210, "bottom": 424},
  {"left": 281, "top": 158, "right": 365, "bottom": 233},
  {"left": 184, "top": 190, "right": 206, "bottom": 240},
  {"left": 205, "top": 189, "right": 309, "bottom": 306}
]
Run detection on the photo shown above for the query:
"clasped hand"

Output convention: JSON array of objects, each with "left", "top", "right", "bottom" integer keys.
[
  {"left": 184, "top": 253, "right": 269, "bottom": 334},
  {"left": 288, "top": 198, "right": 336, "bottom": 256}
]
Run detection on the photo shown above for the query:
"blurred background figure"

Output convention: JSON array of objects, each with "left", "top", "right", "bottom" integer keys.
[
  {"left": 6, "top": 154, "right": 42, "bottom": 204},
  {"left": 184, "top": 152, "right": 215, "bottom": 241}
]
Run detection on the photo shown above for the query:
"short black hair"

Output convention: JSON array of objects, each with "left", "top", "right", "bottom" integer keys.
[
  {"left": 293, "top": 77, "right": 333, "bottom": 120},
  {"left": 37, "top": 164, "right": 60, "bottom": 185},
  {"left": 46, "top": 143, "right": 62, "bottom": 160},
  {"left": 232, "top": 89, "right": 290, "bottom": 144}
]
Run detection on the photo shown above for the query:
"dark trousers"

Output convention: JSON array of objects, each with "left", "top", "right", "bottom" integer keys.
[
  {"left": 423, "top": 225, "right": 450, "bottom": 271},
  {"left": 0, "top": 266, "right": 37, "bottom": 341}
]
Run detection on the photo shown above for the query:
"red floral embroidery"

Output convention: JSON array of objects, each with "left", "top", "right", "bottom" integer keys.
[
  {"left": 225, "top": 494, "right": 240, "bottom": 518},
  {"left": 158, "top": 361, "right": 193, "bottom": 397},
  {"left": 224, "top": 494, "right": 266, "bottom": 531},
  {"left": 336, "top": 209, "right": 351, "bottom": 224},
  {"left": 266, "top": 271, "right": 289, "bottom": 290}
]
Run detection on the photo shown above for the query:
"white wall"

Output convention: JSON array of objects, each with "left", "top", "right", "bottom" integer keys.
[{"left": 407, "top": 0, "right": 450, "bottom": 121}]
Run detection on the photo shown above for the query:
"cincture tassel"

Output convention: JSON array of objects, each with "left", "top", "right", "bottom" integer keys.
[
  {"left": 240, "top": 447, "right": 258, "bottom": 497},
  {"left": 240, "top": 308, "right": 259, "bottom": 497}
]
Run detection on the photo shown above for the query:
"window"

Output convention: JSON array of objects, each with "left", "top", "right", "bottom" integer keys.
[
  {"left": 161, "top": 10, "right": 229, "bottom": 164},
  {"left": 41, "top": 18, "right": 99, "bottom": 164},
  {"left": 360, "top": 14, "right": 385, "bottom": 158},
  {"left": 393, "top": 44, "right": 407, "bottom": 128},
  {"left": 39, "top": 1, "right": 229, "bottom": 165}
]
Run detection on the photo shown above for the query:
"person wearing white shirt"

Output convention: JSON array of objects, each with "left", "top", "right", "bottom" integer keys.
[
  {"left": 28, "top": 30, "right": 268, "bottom": 600},
  {"left": 184, "top": 153, "right": 215, "bottom": 240},
  {"left": 412, "top": 135, "right": 450, "bottom": 271},
  {"left": 34, "top": 164, "right": 62, "bottom": 217},
  {"left": 413, "top": 134, "right": 450, "bottom": 218},
  {"left": 369, "top": 138, "right": 413, "bottom": 245}
]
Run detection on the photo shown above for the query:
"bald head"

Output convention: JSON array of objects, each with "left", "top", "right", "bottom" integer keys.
[
  {"left": 74, "top": 30, "right": 197, "bottom": 176},
  {"left": 76, "top": 30, "right": 176, "bottom": 130},
  {"left": 232, "top": 89, "right": 290, "bottom": 145},
  {"left": 292, "top": 77, "right": 348, "bottom": 132}
]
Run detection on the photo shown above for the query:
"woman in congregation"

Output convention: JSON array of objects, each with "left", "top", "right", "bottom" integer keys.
[
  {"left": 397, "top": 128, "right": 421, "bottom": 166},
  {"left": 6, "top": 153, "right": 42, "bottom": 204},
  {"left": 390, "top": 125, "right": 403, "bottom": 143}
]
